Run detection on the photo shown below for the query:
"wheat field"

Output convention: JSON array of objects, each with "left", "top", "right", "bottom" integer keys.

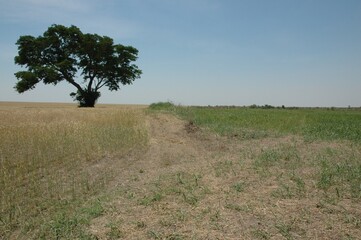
[{"left": 0, "top": 102, "right": 148, "bottom": 239}]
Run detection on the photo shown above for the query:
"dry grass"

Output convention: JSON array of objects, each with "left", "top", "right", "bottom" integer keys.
[
  {"left": 2, "top": 102, "right": 361, "bottom": 239},
  {"left": 0, "top": 102, "right": 148, "bottom": 239}
]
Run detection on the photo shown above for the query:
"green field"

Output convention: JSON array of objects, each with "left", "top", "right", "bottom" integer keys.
[
  {"left": 1, "top": 102, "right": 361, "bottom": 239},
  {"left": 150, "top": 102, "right": 361, "bottom": 142}
]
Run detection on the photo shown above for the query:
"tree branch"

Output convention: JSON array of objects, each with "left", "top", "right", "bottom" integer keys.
[
  {"left": 67, "top": 78, "right": 84, "bottom": 93},
  {"left": 59, "top": 69, "right": 84, "bottom": 93},
  {"left": 95, "top": 79, "right": 104, "bottom": 91}
]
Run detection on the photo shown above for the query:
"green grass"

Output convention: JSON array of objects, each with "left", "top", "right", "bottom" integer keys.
[
  {"left": 150, "top": 102, "right": 361, "bottom": 142},
  {"left": 317, "top": 148, "right": 361, "bottom": 199},
  {"left": 254, "top": 144, "right": 301, "bottom": 171},
  {"left": 149, "top": 103, "right": 361, "bottom": 201}
]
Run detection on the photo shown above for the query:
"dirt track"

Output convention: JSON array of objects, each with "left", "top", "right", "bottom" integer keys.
[
  {"left": 89, "top": 113, "right": 239, "bottom": 238},
  {"left": 88, "top": 112, "right": 361, "bottom": 239}
]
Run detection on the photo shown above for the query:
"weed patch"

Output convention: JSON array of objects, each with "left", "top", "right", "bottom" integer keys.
[{"left": 317, "top": 152, "right": 361, "bottom": 199}]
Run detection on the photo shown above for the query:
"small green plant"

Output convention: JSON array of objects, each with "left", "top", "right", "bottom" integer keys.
[
  {"left": 139, "top": 192, "right": 163, "bottom": 206},
  {"left": 165, "top": 233, "right": 184, "bottom": 240},
  {"left": 252, "top": 228, "right": 270, "bottom": 239},
  {"left": 148, "top": 230, "right": 162, "bottom": 239},
  {"left": 106, "top": 223, "right": 123, "bottom": 239},
  {"left": 172, "top": 172, "right": 209, "bottom": 205},
  {"left": 210, "top": 210, "right": 221, "bottom": 222},
  {"left": 172, "top": 209, "right": 188, "bottom": 222},
  {"left": 45, "top": 210, "right": 99, "bottom": 240},
  {"left": 81, "top": 199, "right": 104, "bottom": 218},
  {"left": 291, "top": 174, "right": 306, "bottom": 197},
  {"left": 232, "top": 181, "right": 246, "bottom": 192},
  {"left": 275, "top": 221, "right": 293, "bottom": 240},
  {"left": 271, "top": 183, "right": 294, "bottom": 199},
  {"left": 224, "top": 203, "right": 250, "bottom": 212},
  {"left": 317, "top": 152, "right": 361, "bottom": 199},
  {"left": 214, "top": 160, "right": 236, "bottom": 177},
  {"left": 255, "top": 148, "right": 281, "bottom": 169}
]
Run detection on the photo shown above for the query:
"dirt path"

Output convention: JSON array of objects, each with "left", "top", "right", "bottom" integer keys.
[
  {"left": 89, "top": 113, "right": 228, "bottom": 238},
  {"left": 141, "top": 113, "right": 212, "bottom": 173},
  {"left": 90, "top": 112, "right": 281, "bottom": 239},
  {"left": 89, "top": 112, "right": 361, "bottom": 240}
]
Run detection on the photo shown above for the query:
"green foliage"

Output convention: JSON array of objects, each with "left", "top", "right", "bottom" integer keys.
[
  {"left": 70, "top": 90, "right": 101, "bottom": 108},
  {"left": 249, "top": 104, "right": 276, "bottom": 109},
  {"left": 149, "top": 101, "right": 176, "bottom": 111},
  {"left": 14, "top": 24, "right": 142, "bottom": 107}
]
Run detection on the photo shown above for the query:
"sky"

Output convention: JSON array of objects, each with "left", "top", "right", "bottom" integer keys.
[{"left": 0, "top": 0, "right": 360, "bottom": 107}]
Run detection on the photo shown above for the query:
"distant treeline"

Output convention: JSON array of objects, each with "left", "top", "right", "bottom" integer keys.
[
  {"left": 194, "top": 104, "right": 361, "bottom": 110},
  {"left": 150, "top": 101, "right": 360, "bottom": 111}
]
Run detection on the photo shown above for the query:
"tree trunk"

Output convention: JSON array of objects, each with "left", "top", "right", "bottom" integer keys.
[{"left": 77, "top": 90, "right": 101, "bottom": 107}]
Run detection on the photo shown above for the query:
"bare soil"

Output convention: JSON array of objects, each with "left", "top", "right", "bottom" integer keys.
[{"left": 88, "top": 113, "right": 361, "bottom": 239}]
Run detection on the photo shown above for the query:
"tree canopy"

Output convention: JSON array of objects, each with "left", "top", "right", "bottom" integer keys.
[{"left": 14, "top": 24, "right": 142, "bottom": 107}]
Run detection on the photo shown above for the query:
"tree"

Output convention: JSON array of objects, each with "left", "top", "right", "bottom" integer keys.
[{"left": 14, "top": 24, "right": 142, "bottom": 107}]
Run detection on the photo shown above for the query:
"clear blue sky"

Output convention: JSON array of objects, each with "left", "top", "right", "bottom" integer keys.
[{"left": 1, "top": 0, "right": 360, "bottom": 107}]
